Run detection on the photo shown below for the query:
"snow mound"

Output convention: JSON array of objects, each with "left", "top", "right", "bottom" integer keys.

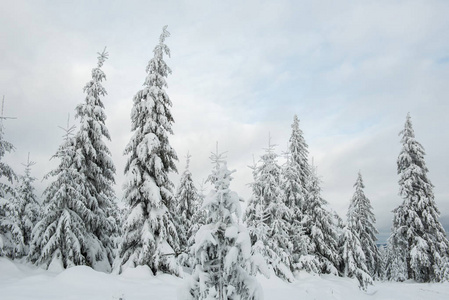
[
  {"left": 121, "top": 265, "right": 154, "bottom": 280},
  {"left": 56, "top": 265, "right": 108, "bottom": 283},
  {"left": 2, "top": 259, "right": 449, "bottom": 300}
]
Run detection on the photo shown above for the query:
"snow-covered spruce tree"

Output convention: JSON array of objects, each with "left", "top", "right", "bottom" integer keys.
[
  {"left": 6, "top": 154, "right": 41, "bottom": 258},
  {"left": 244, "top": 156, "right": 262, "bottom": 247},
  {"left": 347, "top": 172, "right": 380, "bottom": 278},
  {"left": 73, "top": 48, "right": 117, "bottom": 270},
  {"left": 244, "top": 156, "right": 272, "bottom": 281},
  {"left": 339, "top": 225, "right": 373, "bottom": 290},
  {"left": 245, "top": 138, "right": 294, "bottom": 282},
  {"left": 29, "top": 119, "right": 108, "bottom": 270},
  {"left": 183, "top": 150, "right": 264, "bottom": 300},
  {"left": 389, "top": 113, "right": 449, "bottom": 282},
  {"left": 282, "top": 115, "right": 311, "bottom": 273},
  {"left": 0, "top": 100, "right": 17, "bottom": 257},
  {"left": 107, "top": 198, "right": 124, "bottom": 261},
  {"left": 384, "top": 240, "right": 407, "bottom": 282},
  {"left": 176, "top": 153, "right": 201, "bottom": 267},
  {"left": 340, "top": 174, "right": 376, "bottom": 290},
  {"left": 283, "top": 115, "right": 309, "bottom": 213},
  {"left": 117, "top": 26, "right": 179, "bottom": 275},
  {"left": 179, "top": 178, "right": 209, "bottom": 270},
  {"left": 301, "top": 164, "right": 340, "bottom": 275},
  {"left": 282, "top": 153, "right": 308, "bottom": 272}
]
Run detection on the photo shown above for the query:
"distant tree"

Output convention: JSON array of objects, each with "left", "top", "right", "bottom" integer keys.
[
  {"left": 109, "top": 202, "right": 126, "bottom": 261},
  {"left": 347, "top": 172, "right": 380, "bottom": 278},
  {"left": 188, "top": 178, "right": 208, "bottom": 249},
  {"left": 29, "top": 119, "right": 108, "bottom": 270},
  {"left": 332, "top": 209, "right": 345, "bottom": 237},
  {"left": 300, "top": 164, "right": 340, "bottom": 275},
  {"left": 117, "top": 26, "right": 179, "bottom": 275},
  {"left": 175, "top": 153, "right": 201, "bottom": 268},
  {"left": 377, "top": 244, "right": 388, "bottom": 280},
  {"left": 184, "top": 149, "right": 264, "bottom": 300},
  {"left": 389, "top": 113, "right": 449, "bottom": 282},
  {"left": 192, "top": 178, "right": 208, "bottom": 231},
  {"left": 6, "top": 154, "right": 41, "bottom": 258},
  {"left": 245, "top": 137, "right": 294, "bottom": 282},
  {"left": 0, "top": 98, "right": 17, "bottom": 257},
  {"left": 384, "top": 240, "right": 407, "bottom": 282},
  {"left": 73, "top": 48, "right": 118, "bottom": 269},
  {"left": 197, "top": 179, "right": 208, "bottom": 209},
  {"left": 176, "top": 153, "right": 199, "bottom": 250}
]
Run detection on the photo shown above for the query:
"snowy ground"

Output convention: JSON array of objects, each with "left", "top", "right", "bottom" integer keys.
[{"left": 1, "top": 258, "right": 449, "bottom": 300}]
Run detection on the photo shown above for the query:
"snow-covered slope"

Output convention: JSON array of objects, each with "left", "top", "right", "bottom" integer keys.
[{"left": 1, "top": 257, "right": 449, "bottom": 300}]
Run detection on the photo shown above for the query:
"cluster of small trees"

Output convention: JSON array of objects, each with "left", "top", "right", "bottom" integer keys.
[
  {"left": 242, "top": 117, "right": 376, "bottom": 289},
  {"left": 1, "top": 25, "right": 449, "bottom": 299}
]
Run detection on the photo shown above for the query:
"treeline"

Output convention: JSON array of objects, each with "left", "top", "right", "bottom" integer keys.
[{"left": 1, "top": 26, "right": 448, "bottom": 298}]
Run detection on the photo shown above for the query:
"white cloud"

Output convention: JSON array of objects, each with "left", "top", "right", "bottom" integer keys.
[{"left": 1, "top": 0, "right": 449, "bottom": 242}]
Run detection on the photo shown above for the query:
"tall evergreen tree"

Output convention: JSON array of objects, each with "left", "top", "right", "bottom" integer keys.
[
  {"left": 117, "top": 26, "right": 179, "bottom": 275},
  {"left": 389, "top": 113, "right": 449, "bottom": 282},
  {"left": 283, "top": 115, "right": 309, "bottom": 210},
  {"left": 0, "top": 99, "right": 16, "bottom": 257},
  {"left": 301, "top": 164, "right": 340, "bottom": 275},
  {"left": 184, "top": 150, "right": 263, "bottom": 300},
  {"left": 282, "top": 115, "right": 310, "bottom": 272},
  {"left": 6, "top": 154, "right": 41, "bottom": 258},
  {"left": 29, "top": 119, "right": 108, "bottom": 270},
  {"left": 73, "top": 48, "right": 117, "bottom": 269},
  {"left": 245, "top": 138, "right": 294, "bottom": 282},
  {"left": 348, "top": 172, "right": 380, "bottom": 278}
]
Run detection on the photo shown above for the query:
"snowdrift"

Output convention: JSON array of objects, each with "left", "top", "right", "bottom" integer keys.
[{"left": 1, "top": 257, "right": 449, "bottom": 300}]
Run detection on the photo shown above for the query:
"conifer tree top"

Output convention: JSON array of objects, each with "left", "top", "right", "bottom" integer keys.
[
  {"left": 289, "top": 115, "right": 309, "bottom": 161},
  {"left": 400, "top": 113, "right": 415, "bottom": 139},
  {"left": 97, "top": 48, "right": 108, "bottom": 68},
  {"left": 22, "top": 153, "right": 36, "bottom": 178},
  {"left": 354, "top": 171, "right": 364, "bottom": 189},
  {"left": 185, "top": 152, "right": 191, "bottom": 171},
  {"left": 397, "top": 113, "right": 431, "bottom": 196},
  {"left": 0, "top": 98, "right": 16, "bottom": 170}
]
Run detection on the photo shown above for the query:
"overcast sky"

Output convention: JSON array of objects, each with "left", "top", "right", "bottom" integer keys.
[{"left": 1, "top": 0, "right": 449, "bottom": 243}]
